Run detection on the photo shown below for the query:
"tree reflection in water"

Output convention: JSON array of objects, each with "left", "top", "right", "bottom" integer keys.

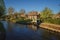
[
  {"left": 2, "top": 21, "right": 60, "bottom": 40},
  {"left": 27, "top": 24, "right": 60, "bottom": 40},
  {"left": 27, "top": 25, "right": 37, "bottom": 31}
]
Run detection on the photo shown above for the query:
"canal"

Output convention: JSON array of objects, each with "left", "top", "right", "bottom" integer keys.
[{"left": 1, "top": 21, "right": 60, "bottom": 40}]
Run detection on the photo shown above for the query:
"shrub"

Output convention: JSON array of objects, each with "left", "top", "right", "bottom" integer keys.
[
  {"left": 16, "top": 19, "right": 32, "bottom": 23},
  {"left": 53, "top": 18, "right": 60, "bottom": 25},
  {"left": 41, "top": 18, "right": 60, "bottom": 25}
]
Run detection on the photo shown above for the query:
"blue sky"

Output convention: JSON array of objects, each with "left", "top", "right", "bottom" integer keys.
[{"left": 4, "top": 0, "right": 60, "bottom": 13}]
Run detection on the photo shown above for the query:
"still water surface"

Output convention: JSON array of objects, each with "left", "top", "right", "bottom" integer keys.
[{"left": 1, "top": 21, "right": 60, "bottom": 40}]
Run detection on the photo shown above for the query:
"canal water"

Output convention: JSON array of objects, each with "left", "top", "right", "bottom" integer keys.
[{"left": 1, "top": 21, "right": 60, "bottom": 40}]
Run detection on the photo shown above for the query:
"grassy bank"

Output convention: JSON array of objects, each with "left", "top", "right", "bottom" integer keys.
[
  {"left": 41, "top": 18, "right": 60, "bottom": 25},
  {"left": 40, "top": 23, "right": 60, "bottom": 32}
]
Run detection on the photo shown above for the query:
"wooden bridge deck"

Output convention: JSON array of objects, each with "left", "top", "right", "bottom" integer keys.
[{"left": 40, "top": 23, "right": 60, "bottom": 33}]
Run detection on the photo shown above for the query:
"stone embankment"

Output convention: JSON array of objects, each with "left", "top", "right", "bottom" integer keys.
[{"left": 40, "top": 23, "right": 60, "bottom": 32}]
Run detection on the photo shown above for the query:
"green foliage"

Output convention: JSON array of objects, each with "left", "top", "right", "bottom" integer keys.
[
  {"left": 0, "top": 6, "right": 5, "bottom": 18},
  {"left": 0, "top": 22, "right": 5, "bottom": 32},
  {"left": 25, "top": 19, "right": 32, "bottom": 22},
  {"left": 52, "top": 18, "right": 60, "bottom": 25},
  {"left": 8, "top": 7, "right": 14, "bottom": 14},
  {"left": 40, "top": 7, "right": 53, "bottom": 19},
  {"left": 20, "top": 17, "right": 25, "bottom": 20},
  {"left": 42, "top": 18, "right": 60, "bottom": 25},
  {"left": 43, "top": 18, "right": 53, "bottom": 23},
  {"left": 17, "top": 19, "right": 32, "bottom": 23},
  {"left": 39, "top": 7, "right": 60, "bottom": 24}
]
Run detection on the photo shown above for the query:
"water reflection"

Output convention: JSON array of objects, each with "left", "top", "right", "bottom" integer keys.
[
  {"left": 27, "top": 25, "right": 37, "bottom": 31},
  {"left": 1, "top": 21, "right": 60, "bottom": 40}
]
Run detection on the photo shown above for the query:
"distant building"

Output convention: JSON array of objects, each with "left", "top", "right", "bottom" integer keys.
[
  {"left": 19, "top": 13, "right": 26, "bottom": 17},
  {"left": 27, "top": 11, "right": 39, "bottom": 22},
  {"left": 5, "top": 11, "right": 40, "bottom": 22},
  {"left": 52, "top": 13, "right": 60, "bottom": 19}
]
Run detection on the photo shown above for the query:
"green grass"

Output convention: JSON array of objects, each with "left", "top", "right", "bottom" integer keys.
[{"left": 41, "top": 18, "right": 60, "bottom": 25}]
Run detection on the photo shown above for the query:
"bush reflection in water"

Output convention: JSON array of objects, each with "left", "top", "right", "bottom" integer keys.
[{"left": 1, "top": 21, "right": 60, "bottom": 40}]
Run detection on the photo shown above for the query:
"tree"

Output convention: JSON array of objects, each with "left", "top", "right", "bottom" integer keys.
[
  {"left": 0, "top": 6, "right": 5, "bottom": 18},
  {"left": 7, "top": 7, "right": 15, "bottom": 21},
  {"left": 57, "top": 12, "right": 60, "bottom": 14},
  {"left": 40, "top": 7, "right": 53, "bottom": 19},
  {"left": 20, "top": 9, "right": 25, "bottom": 13},
  {"left": 8, "top": 7, "right": 14, "bottom": 15}
]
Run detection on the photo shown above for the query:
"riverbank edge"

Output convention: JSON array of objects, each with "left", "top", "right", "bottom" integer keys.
[
  {"left": 40, "top": 23, "right": 60, "bottom": 33},
  {"left": 14, "top": 21, "right": 60, "bottom": 32}
]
